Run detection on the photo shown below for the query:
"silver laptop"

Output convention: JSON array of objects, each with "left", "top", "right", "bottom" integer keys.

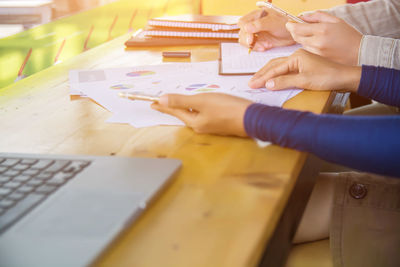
[{"left": 0, "top": 153, "right": 181, "bottom": 267}]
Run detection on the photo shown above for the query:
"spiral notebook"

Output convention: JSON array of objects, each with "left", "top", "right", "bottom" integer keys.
[
  {"left": 147, "top": 15, "right": 240, "bottom": 31},
  {"left": 125, "top": 15, "right": 240, "bottom": 47},
  {"left": 142, "top": 30, "right": 238, "bottom": 39}
]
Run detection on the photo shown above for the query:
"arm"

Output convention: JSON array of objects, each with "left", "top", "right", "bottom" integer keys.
[
  {"left": 151, "top": 53, "right": 400, "bottom": 177},
  {"left": 292, "top": 0, "right": 400, "bottom": 68},
  {"left": 250, "top": 49, "right": 400, "bottom": 108},
  {"left": 247, "top": 58, "right": 400, "bottom": 177},
  {"left": 288, "top": 10, "right": 400, "bottom": 68},
  {"left": 244, "top": 104, "right": 400, "bottom": 178},
  {"left": 323, "top": 0, "right": 400, "bottom": 69}
]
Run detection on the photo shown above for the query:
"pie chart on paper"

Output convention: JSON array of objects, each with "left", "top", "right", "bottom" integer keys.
[
  {"left": 185, "top": 84, "right": 220, "bottom": 92},
  {"left": 110, "top": 84, "right": 134, "bottom": 90},
  {"left": 126, "top": 70, "right": 156, "bottom": 77}
]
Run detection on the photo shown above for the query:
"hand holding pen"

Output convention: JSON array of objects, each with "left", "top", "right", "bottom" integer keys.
[
  {"left": 248, "top": 9, "right": 268, "bottom": 54},
  {"left": 248, "top": 2, "right": 305, "bottom": 54},
  {"left": 238, "top": 1, "right": 304, "bottom": 53}
]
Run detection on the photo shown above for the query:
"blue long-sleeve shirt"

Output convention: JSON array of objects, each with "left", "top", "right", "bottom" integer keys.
[{"left": 244, "top": 66, "right": 400, "bottom": 178}]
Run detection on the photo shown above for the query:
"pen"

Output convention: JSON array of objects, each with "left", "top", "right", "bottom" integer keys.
[
  {"left": 256, "top": 1, "right": 305, "bottom": 24},
  {"left": 248, "top": 9, "right": 268, "bottom": 54},
  {"left": 118, "top": 92, "right": 160, "bottom": 102},
  {"left": 248, "top": 34, "right": 257, "bottom": 54},
  {"left": 162, "top": 51, "right": 191, "bottom": 58}
]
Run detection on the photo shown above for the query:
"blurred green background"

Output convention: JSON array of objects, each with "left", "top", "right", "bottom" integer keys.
[{"left": 0, "top": 0, "right": 198, "bottom": 89}]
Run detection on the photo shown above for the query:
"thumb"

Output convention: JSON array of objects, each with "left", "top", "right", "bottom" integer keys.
[
  {"left": 245, "top": 18, "right": 266, "bottom": 34},
  {"left": 238, "top": 9, "right": 266, "bottom": 28},
  {"left": 159, "top": 94, "right": 199, "bottom": 110},
  {"left": 265, "top": 74, "right": 305, "bottom": 91},
  {"left": 300, "top": 11, "right": 339, "bottom": 23}
]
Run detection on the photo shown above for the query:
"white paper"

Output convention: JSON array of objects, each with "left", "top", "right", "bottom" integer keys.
[
  {"left": 219, "top": 43, "right": 302, "bottom": 74},
  {"left": 69, "top": 61, "right": 302, "bottom": 128}
]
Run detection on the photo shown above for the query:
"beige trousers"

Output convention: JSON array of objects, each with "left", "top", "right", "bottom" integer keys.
[{"left": 293, "top": 103, "right": 400, "bottom": 267}]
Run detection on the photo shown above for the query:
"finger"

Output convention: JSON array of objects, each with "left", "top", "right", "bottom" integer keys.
[
  {"left": 249, "top": 57, "right": 289, "bottom": 88},
  {"left": 265, "top": 74, "right": 305, "bottom": 91},
  {"left": 252, "top": 41, "right": 268, "bottom": 51},
  {"left": 247, "top": 33, "right": 254, "bottom": 47},
  {"left": 290, "top": 34, "right": 316, "bottom": 48},
  {"left": 238, "top": 9, "right": 267, "bottom": 28},
  {"left": 302, "top": 45, "right": 324, "bottom": 57},
  {"left": 252, "top": 33, "right": 275, "bottom": 51},
  {"left": 249, "top": 64, "right": 273, "bottom": 88},
  {"left": 300, "top": 11, "right": 339, "bottom": 23},
  {"left": 251, "top": 57, "right": 285, "bottom": 80},
  {"left": 159, "top": 94, "right": 201, "bottom": 110},
  {"left": 238, "top": 29, "right": 253, "bottom": 47},
  {"left": 286, "top": 22, "right": 314, "bottom": 38},
  {"left": 291, "top": 35, "right": 323, "bottom": 56},
  {"left": 249, "top": 58, "right": 285, "bottom": 88},
  {"left": 151, "top": 102, "right": 196, "bottom": 125}
]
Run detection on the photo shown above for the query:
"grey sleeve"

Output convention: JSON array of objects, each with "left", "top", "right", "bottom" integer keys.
[
  {"left": 326, "top": 0, "right": 400, "bottom": 38},
  {"left": 328, "top": 0, "right": 400, "bottom": 69},
  {"left": 358, "top": 35, "right": 400, "bottom": 69}
]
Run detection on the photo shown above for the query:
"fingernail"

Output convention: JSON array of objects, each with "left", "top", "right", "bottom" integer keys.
[
  {"left": 285, "top": 22, "right": 293, "bottom": 30},
  {"left": 266, "top": 80, "right": 275, "bottom": 89},
  {"left": 247, "top": 36, "right": 252, "bottom": 45},
  {"left": 159, "top": 95, "right": 168, "bottom": 106},
  {"left": 251, "top": 75, "right": 261, "bottom": 82}
]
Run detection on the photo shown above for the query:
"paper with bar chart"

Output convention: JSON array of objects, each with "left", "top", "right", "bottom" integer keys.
[{"left": 69, "top": 61, "right": 302, "bottom": 128}]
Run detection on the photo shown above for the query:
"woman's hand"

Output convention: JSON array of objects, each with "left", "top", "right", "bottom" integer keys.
[
  {"left": 286, "top": 11, "right": 362, "bottom": 65},
  {"left": 151, "top": 93, "right": 252, "bottom": 137},
  {"left": 238, "top": 8, "right": 296, "bottom": 51},
  {"left": 249, "top": 49, "right": 361, "bottom": 92}
]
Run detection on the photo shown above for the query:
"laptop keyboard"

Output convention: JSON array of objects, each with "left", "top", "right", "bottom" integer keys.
[{"left": 0, "top": 157, "right": 91, "bottom": 234}]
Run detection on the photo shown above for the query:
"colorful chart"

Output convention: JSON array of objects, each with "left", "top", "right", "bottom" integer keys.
[
  {"left": 185, "top": 84, "right": 220, "bottom": 92},
  {"left": 110, "top": 84, "right": 134, "bottom": 90},
  {"left": 126, "top": 70, "right": 156, "bottom": 77}
]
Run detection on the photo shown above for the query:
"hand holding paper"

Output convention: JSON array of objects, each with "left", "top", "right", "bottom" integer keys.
[
  {"left": 151, "top": 93, "right": 252, "bottom": 137},
  {"left": 69, "top": 61, "right": 302, "bottom": 128}
]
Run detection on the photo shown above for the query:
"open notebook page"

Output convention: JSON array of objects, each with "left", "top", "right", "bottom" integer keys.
[{"left": 219, "top": 43, "right": 301, "bottom": 75}]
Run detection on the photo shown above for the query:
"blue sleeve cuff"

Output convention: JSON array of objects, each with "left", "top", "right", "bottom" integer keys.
[
  {"left": 244, "top": 103, "right": 315, "bottom": 149},
  {"left": 357, "top": 65, "right": 400, "bottom": 107}
]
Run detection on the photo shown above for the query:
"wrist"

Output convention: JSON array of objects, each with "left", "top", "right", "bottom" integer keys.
[
  {"left": 349, "top": 32, "right": 363, "bottom": 66},
  {"left": 339, "top": 66, "right": 361, "bottom": 92},
  {"left": 237, "top": 103, "right": 252, "bottom": 137}
]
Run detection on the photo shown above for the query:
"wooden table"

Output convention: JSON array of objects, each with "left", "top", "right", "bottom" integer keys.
[{"left": 0, "top": 33, "right": 346, "bottom": 266}]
